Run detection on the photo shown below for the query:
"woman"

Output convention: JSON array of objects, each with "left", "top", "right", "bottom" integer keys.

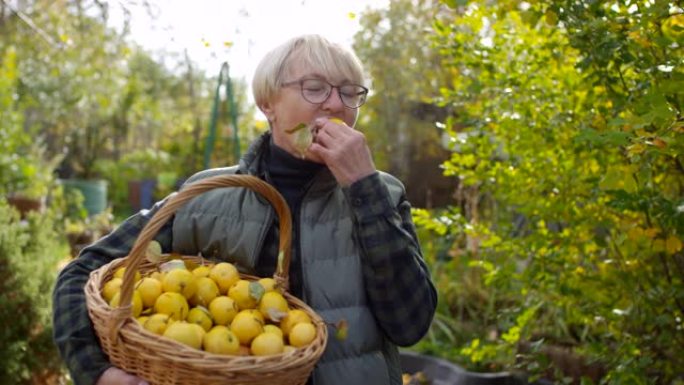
[{"left": 53, "top": 34, "right": 437, "bottom": 385}]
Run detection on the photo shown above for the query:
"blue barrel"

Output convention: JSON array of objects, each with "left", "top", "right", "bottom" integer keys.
[{"left": 128, "top": 179, "right": 157, "bottom": 212}]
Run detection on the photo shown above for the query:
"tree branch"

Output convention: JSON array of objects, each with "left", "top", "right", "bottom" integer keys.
[{"left": 0, "top": 0, "right": 60, "bottom": 49}]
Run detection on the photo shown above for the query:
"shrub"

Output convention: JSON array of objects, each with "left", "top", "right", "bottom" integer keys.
[
  {"left": 0, "top": 199, "right": 68, "bottom": 384},
  {"left": 416, "top": 1, "right": 684, "bottom": 383}
]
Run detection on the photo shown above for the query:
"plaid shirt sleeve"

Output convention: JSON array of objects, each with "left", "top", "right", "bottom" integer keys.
[
  {"left": 52, "top": 200, "right": 173, "bottom": 385},
  {"left": 344, "top": 172, "right": 437, "bottom": 347}
]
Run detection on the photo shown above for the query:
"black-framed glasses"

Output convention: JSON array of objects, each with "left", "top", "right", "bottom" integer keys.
[{"left": 281, "top": 78, "right": 369, "bottom": 109}]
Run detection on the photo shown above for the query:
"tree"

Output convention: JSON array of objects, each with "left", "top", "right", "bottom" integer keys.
[
  {"left": 417, "top": 0, "right": 683, "bottom": 382},
  {"left": 1, "top": 0, "right": 257, "bottom": 215},
  {"left": 353, "top": 0, "right": 456, "bottom": 207}
]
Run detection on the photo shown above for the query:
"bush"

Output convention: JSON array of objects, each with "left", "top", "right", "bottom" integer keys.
[
  {"left": 416, "top": 1, "right": 684, "bottom": 384},
  {"left": 0, "top": 198, "right": 68, "bottom": 384}
]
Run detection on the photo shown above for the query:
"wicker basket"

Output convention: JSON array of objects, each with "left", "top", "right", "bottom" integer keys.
[{"left": 85, "top": 175, "right": 328, "bottom": 385}]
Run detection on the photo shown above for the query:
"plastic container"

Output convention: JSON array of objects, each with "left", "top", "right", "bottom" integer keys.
[{"left": 399, "top": 351, "right": 551, "bottom": 385}]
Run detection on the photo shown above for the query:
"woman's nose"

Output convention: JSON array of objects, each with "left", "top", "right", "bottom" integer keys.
[{"left": 321, "top": 86, "right": 345, "bottom": 110}]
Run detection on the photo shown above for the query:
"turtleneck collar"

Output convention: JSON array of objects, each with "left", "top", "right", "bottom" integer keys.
[{"left": 266, "top": 136, "right": 323, "bottom": 210}]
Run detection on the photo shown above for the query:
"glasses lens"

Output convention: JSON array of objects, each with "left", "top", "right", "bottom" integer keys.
[
  {"left": 301, "top": 79, "right": 331, "bottom": 104},
  {"left": 339, "top": 85, "right": 368, "bottom": 108}
]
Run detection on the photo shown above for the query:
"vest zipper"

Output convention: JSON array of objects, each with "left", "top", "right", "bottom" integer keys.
[{"left": 297, "top": 176, "right": 321, "bottom": 305}]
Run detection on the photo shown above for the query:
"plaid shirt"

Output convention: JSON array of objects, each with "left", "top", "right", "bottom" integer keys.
[{"left": 52, "top": 150, "right": 436, "bottom": 385}]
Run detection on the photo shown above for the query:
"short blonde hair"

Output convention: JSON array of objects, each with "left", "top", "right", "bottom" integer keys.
[{"left": 252, "top": 34, "right": 366, "bottom": 109}]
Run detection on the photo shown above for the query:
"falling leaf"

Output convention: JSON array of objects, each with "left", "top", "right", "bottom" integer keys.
[
  {"left": 347, "top": 12, "right": 356, "bottom": 20},
  {"left": 223, "top": 41, "right": 234, "bottom": 48},
  {"left": 335, "top": 319, "right": 348, "bottom": 341}
]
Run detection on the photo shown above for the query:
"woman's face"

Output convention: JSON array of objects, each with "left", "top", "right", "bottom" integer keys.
[{"left": 261, "top": 57, "right": 359, "bottom": 163}]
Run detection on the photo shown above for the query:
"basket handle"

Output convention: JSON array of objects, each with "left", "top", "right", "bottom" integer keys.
[{"left": 114, "top": 175, "right": 292, "bottom": 332}]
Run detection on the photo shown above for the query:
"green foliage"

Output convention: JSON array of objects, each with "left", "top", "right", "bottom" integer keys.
[
  {"left": 415, "top": 0, "right": 684, "bottom": 383},
  {"left": 353, "top": 0, "right": 454, "bottom": 188},
  {"left": 93, "top": 148, "right": 175, "bottom": 213},
  {"left": 0, "top": 46, "right": 60, "bottom": 199},
  {"left": 0, "top": 199, "right": 68, "bottom": 383},
  {"left": 1, "top": 0, "right": 260, "bottom": 217}
]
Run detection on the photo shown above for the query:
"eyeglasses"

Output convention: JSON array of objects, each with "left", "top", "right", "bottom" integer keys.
[{"left": 281, "top": 78, "right": 369, "bottom": 109}]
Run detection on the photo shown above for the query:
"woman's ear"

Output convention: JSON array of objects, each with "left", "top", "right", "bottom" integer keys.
[{"left": 259, "top": 102, "right": 276, "bottom": 123}]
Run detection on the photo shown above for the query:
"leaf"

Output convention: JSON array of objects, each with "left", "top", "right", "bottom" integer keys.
[
  {"left": 159, "top": 259, "right": 185, "bottom": 272},
  {"left": 575, "top": 129, "right": 631, "bottom": 146},
  {"left": 442, "top": 0, "right": 468, "bottom": 9},
  {"left": 627, "top": 143, "right": 646, "bottom": 156},
  {"left": 665, "top": 236, "right": 683, "bottom": 255},
  {"left": 334, "top": 319, "right": 348, "bottom": 341},
  {"left": 285, "top": 123, "right": 312, "bottom": 158},
  {"left": 599, "top": 167, "right": 637, "bottom": 192},
  {"left": 145, "top": 240, "right": 163, "bottom": 264},
  {"left": 544, "top": 10, "right": 558, "bottom": 26},
  {"left": 249, "top": 281, "right": 265, "bottom": 302},
  {"left": 266, "top": 308, "right": 288, "bottom": 322}
]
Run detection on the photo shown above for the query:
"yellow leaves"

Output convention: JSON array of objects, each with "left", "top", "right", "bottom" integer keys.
[
  {"left": 459, "top": 153, "right": 477, "bottom": 167},
  {"left": 627, "top": 227, "right": 645, "bottom": 242},
  {"left": 599, "top": 166, "right": 637, "bottom": 192},
  {"left": 643, "top": 228, "right": 660, "bottom": 239},
  {"left": 584, "top": 242, "right": 598, "bottom": 255},
  {"left": 627, "top": 30, "right": 651, "bottom": 48},
  {"left": 1, "top": 47, "right": 18, "bottom": 83},
  {"left": 199, "top": 39, "right": 233, "bottom": 49},
  {"left": 661, "top": 14, "right": 684, "bottom": 43},
  {"left": 665, "top": 236, "right": 683, "bottom": 255},
  {"left": 544, "top": 9, "right": 558, "bottom": 26},
  {"left": 626, "top": 143, "right": 646, "bottom": 156},
  {"left": 537, "top": 220, "right": 548, "bottom": 236},
  {"left": 671, "top": 121, "right": 684, "bottom": 134},
  {"left": 347, "top": 12, "right": 356, "bottom": 20},
  {"left": 630, "top": 226, "right": 682, "bottom": 255},
  {"left": 587, "top": 159, "right": 600, "bottom": 174}
]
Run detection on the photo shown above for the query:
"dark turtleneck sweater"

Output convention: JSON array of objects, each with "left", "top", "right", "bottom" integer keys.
[
  {"left": 267, "top": 139, "right": 323, "bottom": 213},
  {"left": 258, "top": 139, "right": 323, "bottom": 298}
]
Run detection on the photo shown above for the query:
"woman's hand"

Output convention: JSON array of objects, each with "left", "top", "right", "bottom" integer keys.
[
  {"left": 309, "top": 117, "right": 376, "bottom": 186},
  {"left": 96, "top": 367, "right": 149, "bottom": 385}
]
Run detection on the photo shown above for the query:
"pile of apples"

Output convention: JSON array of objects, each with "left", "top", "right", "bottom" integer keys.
[{"left": 102, "top": 259, "right": 316, "bottom": 356}]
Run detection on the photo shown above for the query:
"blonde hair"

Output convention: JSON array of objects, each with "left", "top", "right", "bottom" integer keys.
[{"left": 252, "top": 34, "right": 366, "bottom": 109}]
